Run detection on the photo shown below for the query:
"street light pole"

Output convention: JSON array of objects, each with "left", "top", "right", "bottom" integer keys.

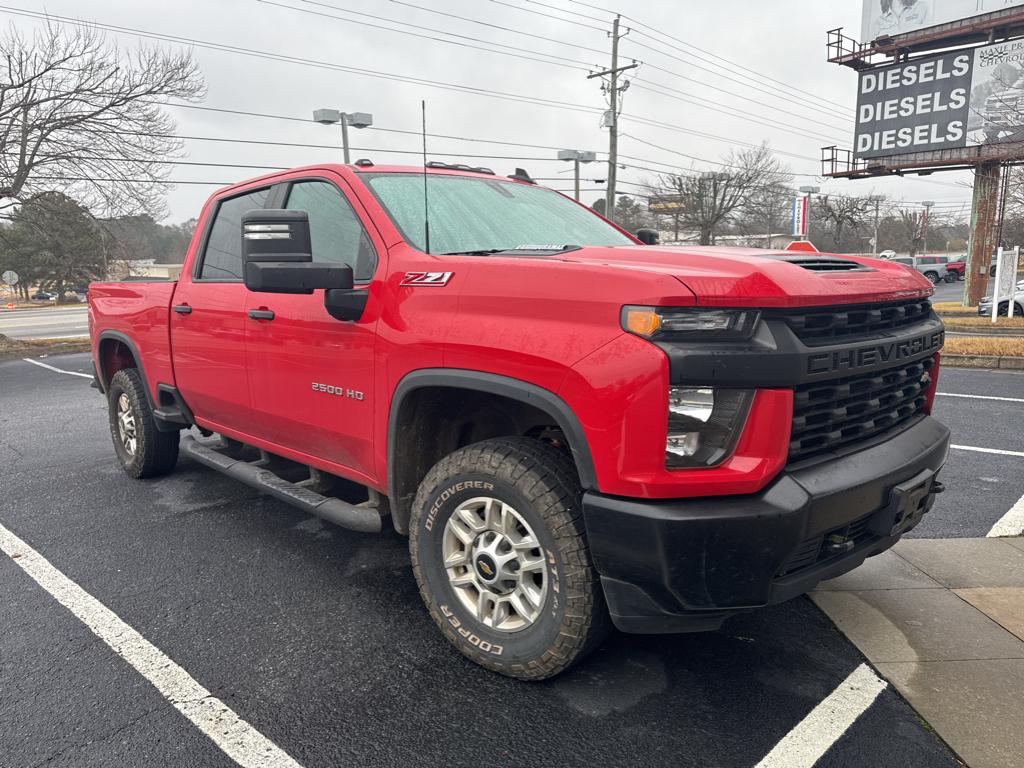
[
  {"left": 313, "top": 109, "right": 374, "bottom": 164},
  {"left": 868, "top": 195, "right": 885, "bottom": 255},
  {"left": 557, "top": 150, "right": 597, "bottom": 202},
  {"left": 921, "top": 201, "right": 935, "bottom": 257}
]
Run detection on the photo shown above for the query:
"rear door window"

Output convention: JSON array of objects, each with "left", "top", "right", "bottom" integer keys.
[{"left": 198, "top": 187, "right": 271, "bottom": 280}]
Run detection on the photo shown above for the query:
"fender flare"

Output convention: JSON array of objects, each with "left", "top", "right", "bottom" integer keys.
[
  {"left": 95, "top": 330, "right": 153, "bottom": 407},
  {"left": 387, "top": 369, "right": 598, "bottom": 530}
]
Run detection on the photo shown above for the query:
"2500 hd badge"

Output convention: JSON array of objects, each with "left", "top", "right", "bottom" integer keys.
[{"left": 807, "top": 329, "right": 944, "bottom": 376}]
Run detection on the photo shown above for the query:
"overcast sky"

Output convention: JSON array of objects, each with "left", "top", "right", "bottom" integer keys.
[{"left": 12, "top": 0, "right": 974, "bottom": 222}]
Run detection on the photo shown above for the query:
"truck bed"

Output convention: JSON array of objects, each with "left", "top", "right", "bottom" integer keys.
[{"left": 88, "top": 281, "right": 178, "bottom": 403}]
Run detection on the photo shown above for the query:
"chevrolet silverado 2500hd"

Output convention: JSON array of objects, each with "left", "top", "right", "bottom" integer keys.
[{"left": 89, "top": 162, "right": 949, "bottom": 680}]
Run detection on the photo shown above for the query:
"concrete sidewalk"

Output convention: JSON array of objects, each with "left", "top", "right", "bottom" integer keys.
[{"left": 813, "top": 537, "right": 1024, "bottom": 768}]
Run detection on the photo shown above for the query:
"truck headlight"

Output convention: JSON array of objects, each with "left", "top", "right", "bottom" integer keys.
[
  {"left": 666, "top": 387, "right": 754, "bottom": 469},
  {"left": 622, "top": 307, "right": 760, "bottom": 340}
]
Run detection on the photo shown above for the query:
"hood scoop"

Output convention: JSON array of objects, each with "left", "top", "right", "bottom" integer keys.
[{"left": 771, "top": 255, "right": 874, "bottom": 273}]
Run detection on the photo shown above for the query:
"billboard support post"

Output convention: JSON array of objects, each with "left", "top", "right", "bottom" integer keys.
[{"left": 966, "top": 160, "right": 1002, "bottom": 306}]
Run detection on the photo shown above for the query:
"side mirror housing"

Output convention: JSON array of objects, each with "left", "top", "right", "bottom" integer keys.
[
  {"left": 636, "top": 228, "right": 660, "bottom": 245},
  {"left": 241, "top": 209, "right": 353, "bottom": 294}
]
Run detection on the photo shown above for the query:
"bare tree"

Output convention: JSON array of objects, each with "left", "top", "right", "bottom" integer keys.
[
  {"left": 652, "top": 144, "right": 789, "bottom": 245},
  {"left": 813, "top": 195, "right": 873, "bottom": 252},
  {"left": 0, "top": 21, "right": 204, "bottom": 218},
  {"left": 741, "top": 177, "right": 794, "bottom": 248}
]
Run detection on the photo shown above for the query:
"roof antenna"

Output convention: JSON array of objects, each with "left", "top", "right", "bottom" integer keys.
[{"left": 421, "top": 100, "right": 431, "bottom": 255}]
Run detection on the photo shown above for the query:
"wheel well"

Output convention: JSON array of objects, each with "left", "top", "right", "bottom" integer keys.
[
  {"left": 389, "top": 386, "right": 573, "bottom": 534},
  {"left": 98, "top": 337, "right": 137, "bottom": 388}
]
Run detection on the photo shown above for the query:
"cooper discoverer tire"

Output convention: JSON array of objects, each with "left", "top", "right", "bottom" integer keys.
[
  {"left": 410, "top": 437, "right": 609, "bottom": 680},
  {"left": 107, "top": 368, "right": 180, "bottom": 479}
]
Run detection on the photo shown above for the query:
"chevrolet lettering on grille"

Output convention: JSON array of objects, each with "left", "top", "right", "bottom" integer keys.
[{"left": 806, "top": 330, "right": 945, "bottom": 376}]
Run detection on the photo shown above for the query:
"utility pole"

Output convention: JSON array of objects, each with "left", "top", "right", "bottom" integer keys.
[
  {"left": 588, "top": 15, "right": 637, "bottom": 223},
  {"left": 920, "top": 201, "right": 934, "bottom": 258},
  {"left": 868, "top": 195, "right": 885, "bottom": 255}
]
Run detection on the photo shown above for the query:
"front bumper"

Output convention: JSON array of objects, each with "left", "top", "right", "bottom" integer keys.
[{"left": 583, "top": 415, "right": 950, "bottom": 634}]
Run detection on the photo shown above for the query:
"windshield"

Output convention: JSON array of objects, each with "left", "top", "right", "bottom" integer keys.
[{"left": 363, "top": 173, "right": 634, "bottom": 253}]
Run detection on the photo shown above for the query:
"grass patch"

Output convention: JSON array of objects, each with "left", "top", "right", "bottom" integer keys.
[
  {"left": 933, "top": 301, "right": 978, "bottom": 316},
  {"left": 0, "top": 333, "right": 90, "bottom": 361},
  {"left": 943, "top": 315, "right": 1024, "bottom": 330},
  {"left": 945, "top": 337, "right": 1024, "bottom": 356}
]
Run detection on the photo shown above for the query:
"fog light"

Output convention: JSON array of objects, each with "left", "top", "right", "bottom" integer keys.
[{"left": 666, "top": 387, "right": 754, "bottom": 469}]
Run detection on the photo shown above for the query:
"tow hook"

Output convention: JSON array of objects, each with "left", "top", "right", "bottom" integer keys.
[
  {"left": 931, "top": 480, "right": 945, "bottom": 494},
  {"left": 823, "top": 534, "right": 856, "bottom": 557}
]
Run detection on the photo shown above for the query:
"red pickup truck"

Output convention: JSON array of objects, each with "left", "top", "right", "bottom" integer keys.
[{"left": 89, "top": 162, "right": 949, "bottom": 679}]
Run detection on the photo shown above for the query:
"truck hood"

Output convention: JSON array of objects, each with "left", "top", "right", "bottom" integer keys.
[{"left": 555, "top": 245, "right": 933, "bottom": 308}]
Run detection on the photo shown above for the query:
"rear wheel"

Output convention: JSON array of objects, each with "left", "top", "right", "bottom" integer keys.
[
  {"left": 107, "top": 368, "right": 179, "bottom": 479},
  {"left": 409, "top": 437, "right": 609, "bottom": 680},
  {"left": 944, "top": 273, "right": 957, "bottom": 283},
  {"left": 924, "top": 271, "right": 940, "bottom": 284}
]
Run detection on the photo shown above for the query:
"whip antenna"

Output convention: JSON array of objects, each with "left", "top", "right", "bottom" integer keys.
[{"left": 421, "top": 100, "right": 430, "bottom": 255}]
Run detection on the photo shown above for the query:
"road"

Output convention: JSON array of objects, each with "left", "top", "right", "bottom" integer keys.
[
  {"left": 0, "top": 305, "right": 89, "bottom": 339},
  {"left": 2, "top": 353, "right": 1022, "bottom": 767}
]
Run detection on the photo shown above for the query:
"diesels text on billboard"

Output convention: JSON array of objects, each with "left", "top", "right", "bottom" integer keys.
[
  {"left": 855, "top": 51, "right": 972, "bottom": 158},
  {"left": 853, "top": 40, "right": 1024, "bottom": 160}
]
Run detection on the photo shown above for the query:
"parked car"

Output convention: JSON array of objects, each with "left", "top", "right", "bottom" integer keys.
[
  {"left": 878, "top": 250, "right": 897, "bottom": 259},
  {"left": 979, "top": 285, "right": 1024, "bottom": 316},
  {"left": 31, "top": 290, "right": 56, "bottom": 301},
  {"left": 944, "top": 258, "right": 966, "bottom": 282},
  {"left": 88, "top": 162, "right": 950, "bottom": 679},
  {"left": 889, "top": 255, "right": 950, "bottom": 284}
]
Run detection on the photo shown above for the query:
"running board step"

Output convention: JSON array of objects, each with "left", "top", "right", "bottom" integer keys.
[{"left": 180, "top": 435, "right": 383, "bottom": 533}]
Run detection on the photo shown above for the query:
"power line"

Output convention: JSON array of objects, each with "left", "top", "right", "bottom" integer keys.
[
  {"left": 564, "top": 0, "right": 856, "bottom": 115},
  {"left": 388, "top": 0, "right": 610, "bottom": 57},
  {"left": 621, "top": 36, "right": 854, "bottom": 122},
  {"left": 487, "top": 0, "right": 855, "bottom": 120},
  {"left": 258, "top": 0, "right": 597, "bottom": 71},
  {"left": 629, "top": 82, "right": 845, "bottom": 145},
  {"left": 3, "top": 6, "right": 831, "bottom": 161},
  {"left": 486, "top": 0, "right": 607, "bottom": 32},
  {"left": 0, "top": 6, "right": 605, "bottom": 117}
]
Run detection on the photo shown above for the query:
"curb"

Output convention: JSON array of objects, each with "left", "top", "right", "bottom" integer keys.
[{"left": 943, "top": 353, "right": 1024, "bottom": 370}]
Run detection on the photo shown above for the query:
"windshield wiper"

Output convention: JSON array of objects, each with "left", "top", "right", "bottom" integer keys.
[
  {"left": 440, "top": 245, "right": 580, "bottom": 256},
  {"left": 439, "top": 249, "right": 504, "bottom": 256}
]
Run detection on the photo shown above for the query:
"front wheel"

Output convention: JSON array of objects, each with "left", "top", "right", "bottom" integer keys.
[
  {"left": 107, "top": 368, "right": 179, "bottom": 479},
  {"left": 944, "top": 273, "right": 957, "bottom": 283},
  {"left": 924, "top": 271, "right": 940, "bottom": 284},
  {"left": 409, "top": 437, "right": 609, "bottom": 680}
]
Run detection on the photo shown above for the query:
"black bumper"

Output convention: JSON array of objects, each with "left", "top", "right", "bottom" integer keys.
[{"left": 583, "top": 415, "right": 950, "bottom": 634}]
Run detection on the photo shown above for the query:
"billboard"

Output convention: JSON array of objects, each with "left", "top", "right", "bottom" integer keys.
[
  {"left": 862, "top": 0, "right": 1024, "bottom": 42},
  {"left": 854, "top": 39, "right": 1024, "bottom": 158}
]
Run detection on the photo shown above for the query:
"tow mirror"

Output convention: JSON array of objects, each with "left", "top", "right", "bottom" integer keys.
[
  {"left": 241, "top": 209, "right": 353, "bottom": 295},
  {"left": 636, "top": 228, "right": 660, "bottom": 245}
]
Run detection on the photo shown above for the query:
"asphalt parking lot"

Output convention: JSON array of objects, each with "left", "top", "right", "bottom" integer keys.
[{"left": 2, "top": 353, "right": 1021, "bottom": 767}]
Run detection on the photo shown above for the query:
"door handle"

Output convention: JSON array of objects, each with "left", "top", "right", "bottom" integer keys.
[
  {"left": 173, "top": 304, "right": 192, "bottom": 315},
  {"left": 247, "top": 308, "right": 275, "bottom": 321}
]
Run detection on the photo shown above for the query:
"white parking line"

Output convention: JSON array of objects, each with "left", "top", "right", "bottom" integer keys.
[
  {"left": 937, "top": 392, "right": 1024, "bottom": 404},
  {"left": 988, "top": 492, "right": 1024, "bottom": 538},
  {"left": 951, "top": 444, "right": 1024, "bottom": 458},
  {"left": 0, "top": 522, "right": 303, "bottom": 768},
  {"left": 754, "top": 664, "right": 887, "bottom": 768},
  {"left": 21, "top": 358, "right": 93, "bottom": 379}
]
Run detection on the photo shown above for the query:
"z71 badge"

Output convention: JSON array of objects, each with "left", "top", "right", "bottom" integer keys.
[{"left": 401, "top": 271, "right": 453, "bottom": 287}]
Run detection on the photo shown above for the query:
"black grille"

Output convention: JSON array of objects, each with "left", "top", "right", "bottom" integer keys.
[
  {"left": 789, "top": 356, "right": 934, "bottom": 462},
  {"left": 778, "top": 298, "right": 933, "bottom": 345},
  {"left": 777, "top": 514, "right": 875, "bottom": 577}
]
